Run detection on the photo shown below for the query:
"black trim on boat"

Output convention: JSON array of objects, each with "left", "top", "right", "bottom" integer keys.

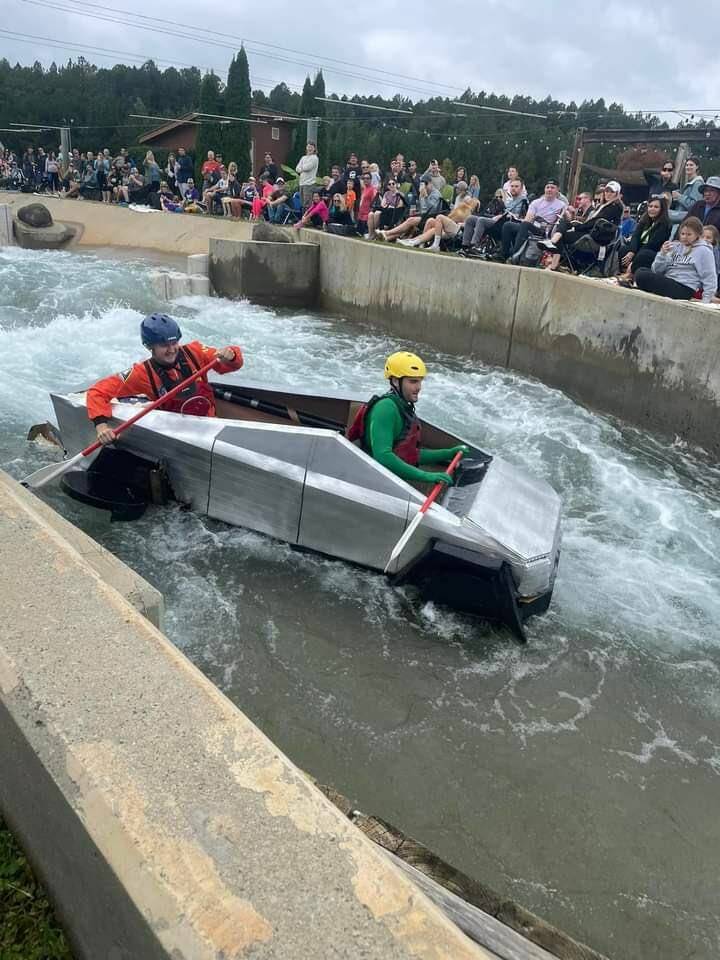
[{"left": 393, "top": 540, "right": 530, "bottom": 643}]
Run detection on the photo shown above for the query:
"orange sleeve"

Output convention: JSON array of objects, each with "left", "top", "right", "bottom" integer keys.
[
  {"left": 86, "top": 361, "right": 154, "bottom": 423},
  {"left": 184, "top": 341, "right": 244, "bottom": 375}
]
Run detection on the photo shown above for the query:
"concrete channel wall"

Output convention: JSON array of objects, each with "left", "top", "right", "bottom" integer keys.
[
  {"left": 0, "top": 469, "right": 490, "bottom": 960},
  {"left": 5, "top": 191, "right": 718, "bottom": 453},
  {"left": 305, "top": 229, "right": 720, "bottom": 456}
]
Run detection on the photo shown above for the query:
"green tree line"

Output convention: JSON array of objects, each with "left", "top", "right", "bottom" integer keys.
[{"left": 2, "top": 54, "right": 719, "bottom": 194}]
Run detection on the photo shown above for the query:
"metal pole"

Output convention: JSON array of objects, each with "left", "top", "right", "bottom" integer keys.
[{"left": 60, "top": 127, "right": 72, "bottom": 174}]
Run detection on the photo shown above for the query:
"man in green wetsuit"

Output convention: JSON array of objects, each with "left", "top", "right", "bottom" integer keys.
[{"left": 347, "top": 351, "right": 468, "bottom": 485}]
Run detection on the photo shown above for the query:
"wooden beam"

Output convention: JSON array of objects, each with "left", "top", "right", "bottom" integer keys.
[
  {"left": 581, "top": 127, "right": 720, "bottom": 145},
  {"left": 567, "top": 127, "right": 585, "bottom": 201}
]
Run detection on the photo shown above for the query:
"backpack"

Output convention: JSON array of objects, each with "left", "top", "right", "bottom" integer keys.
[{"left": 511, "top": 236, "right": 543, "bottom": 267}]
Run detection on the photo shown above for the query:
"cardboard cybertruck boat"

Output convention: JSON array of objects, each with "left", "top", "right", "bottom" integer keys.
[{"left": 50, "top": 375, "right": 562, "bottom": 641}]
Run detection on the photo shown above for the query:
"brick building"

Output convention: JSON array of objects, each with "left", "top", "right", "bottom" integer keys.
[{"left": 138, "top": 109, "right": 297, "bottom": 174}]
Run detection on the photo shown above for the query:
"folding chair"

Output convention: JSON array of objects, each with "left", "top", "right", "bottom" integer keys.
[
  {"left": 564, "top": 228, "right": 622, "bottom": 277},
  {"left": 279, "top": 192, "right": 303, "bottom": 225}
]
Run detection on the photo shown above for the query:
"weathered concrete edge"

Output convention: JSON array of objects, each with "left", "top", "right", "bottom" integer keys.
[
  {"left": 0, "top": 468, "right": 490, "bottom": 960},
  {"left": 0, "top": 471, "right": 163, "bottom": 628}
]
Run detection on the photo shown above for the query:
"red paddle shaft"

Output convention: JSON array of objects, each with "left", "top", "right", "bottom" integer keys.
[
  {"left": 82, "top": 357, "right": 218, "bottom": 456},
  {"left": 417, "top": 450, "right": 464, "bottom": 515}
]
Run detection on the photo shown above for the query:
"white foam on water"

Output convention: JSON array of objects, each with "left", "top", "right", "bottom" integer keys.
[{"left": 3, "top": 247, "right": 720, "bottom": 959}]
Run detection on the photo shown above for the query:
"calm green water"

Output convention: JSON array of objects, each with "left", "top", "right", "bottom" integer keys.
[{"left": 1, "top": 246, "right": 719, "bottom": 960}]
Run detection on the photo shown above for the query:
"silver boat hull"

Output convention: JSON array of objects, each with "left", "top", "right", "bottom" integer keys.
[{"left": 50, "top": 380, "right": 562, "bottom": 637}]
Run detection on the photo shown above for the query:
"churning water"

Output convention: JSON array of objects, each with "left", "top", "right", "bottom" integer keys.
[{"left": 1, "top": 245, "right": 719, "bottom": 959}]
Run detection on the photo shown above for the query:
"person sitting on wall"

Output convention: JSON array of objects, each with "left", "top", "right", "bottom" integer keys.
[
  {"left": 346, "top": 352, "right": 468, "bottom": 486},
  {"left": 265, "top": 178, "right": 291, "bottom": 223},
  {"left": 618, "top": 195, "right": 671, "bottom": 281},
  {"left": 293, "top": 190, "right": 329, "bottom": 230},
  {"left": 683, "top": 176, "right": 720, "bottom": 231},
  {"left": 459, "top": 178, "right": 528, "bottom": 256},
  {"left": 375, "top": 175, "right": 443, "bottom": 242},
  {"left": 541, "top": 180, "right": 624, "bottom": 270},
  {"left": 495, "top": 179, "right": 566, "bottom": 262},
  {"left": 365, "top": 178, "right": 407, "bottom": 240},
  {"left": 634, "top": 216, "right": 717, "bottom": 302},
  {"left": 397, "top": 182, "right": 479, "bottom": 251},
  {"left": 87, "top": 313, "right": 244, "bottom": 446},
  {"left": 326, "top": 193, "right": 355, "bottom": 236}
]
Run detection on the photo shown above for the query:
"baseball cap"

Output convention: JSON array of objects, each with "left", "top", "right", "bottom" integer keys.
[
  {"left": 604, "top": 180, "right": 622, "bottom": 193},
  {"left": 545, "top": 178, "right": 559, "bottom": 187}
]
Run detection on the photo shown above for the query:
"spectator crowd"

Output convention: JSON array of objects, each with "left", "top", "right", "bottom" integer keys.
[{"left": 2, "top": 141, "right": 719, "bottom": 305}]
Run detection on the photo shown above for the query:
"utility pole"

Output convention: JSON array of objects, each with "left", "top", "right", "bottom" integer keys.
[{"left": 60, "top": 127, "right": 72, "bottom": 171}]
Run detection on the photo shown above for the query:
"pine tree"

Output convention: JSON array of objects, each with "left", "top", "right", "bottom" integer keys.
[
  {"left": 194, "top": 71, "right": 224, "bottom": 182},
  {"left": 223, "top": 47, "right": 252, "bottom": 181}
]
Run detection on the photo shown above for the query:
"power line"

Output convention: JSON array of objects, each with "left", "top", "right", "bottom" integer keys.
[{"left": 19, "top": 0, "right": 464, "bottom": 98}]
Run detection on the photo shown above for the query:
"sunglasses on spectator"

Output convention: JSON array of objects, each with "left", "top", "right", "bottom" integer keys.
[
  {"left": 387, "top": 180, "right": 396, "bottom": 185},
  {"left": 662, "top": 166, "right": 674, "bottom": 172}
]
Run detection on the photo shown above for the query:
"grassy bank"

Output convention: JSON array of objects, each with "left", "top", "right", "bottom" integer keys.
[{"left": 0, "top": 817, "right": 73, "bottom": 959}]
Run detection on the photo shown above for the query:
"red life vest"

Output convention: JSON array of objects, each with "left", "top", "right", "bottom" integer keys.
[
  {"left": 346, "top": 392, "right": 421, "bottom": 466},
  {"left": 143, "top": 346, "right": 215, "bottom": 416}
]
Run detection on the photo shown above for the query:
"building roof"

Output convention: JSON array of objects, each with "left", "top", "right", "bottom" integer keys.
[{"left": 138, "top": 109, "right": 297, "bottom": 145}]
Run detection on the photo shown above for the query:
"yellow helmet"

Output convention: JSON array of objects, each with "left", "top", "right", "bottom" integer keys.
[{"left": 384, "top": 351, "right": 427, "bottom": 380}]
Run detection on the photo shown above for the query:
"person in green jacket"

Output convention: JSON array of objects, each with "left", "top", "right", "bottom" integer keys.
[{"left": 348, "top": 351, "right": 468, "bottom": 485}]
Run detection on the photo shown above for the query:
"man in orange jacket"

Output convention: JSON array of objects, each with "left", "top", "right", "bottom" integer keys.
[{"left": 87, "top": 312, "right": 244, "bottom": 445}]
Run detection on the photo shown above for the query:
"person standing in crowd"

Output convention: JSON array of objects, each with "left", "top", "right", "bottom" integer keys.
[
  {"left": 174, "top": 147, "right": 194, "bottom": 197},
  {"left": 635, "top": 217, "right": 716, "bottom": 302},
  {"left": 644, "top": 160, "right": 677, "bottom": 202},
  {"left": 357, "top": 172, "right": 378, "bottom": 237},
  {"left": 468, "top": 174, "right": 481, "bottom": 200},
  {"left": 683, "top": 176, "right": 720, "bottom": 230},
  {"left": 45, "top": 151, "right": 60, "bottom": 195},
  {"left": 452, "top": 167, "right": 468, "bottom": 200},
  {"left": 296, "top": 141, "right": 319, "bottom": 209},
  {"left": 164, "top": 152, "right": 177, "bottom": 193},
  {"left": 422, "top": 159, "right": 446, "bottom": 192},
  {"left": 668, "top": 157, "right": 704, "bottom": 225},
  {"left": 144, "top": 150, "right": 161, "bottom": 194},
  {"left": 257, "top": 152, "right": 278, "bottom": 184},
  {"left": 619, "top": 196, "right": 671, "bottom": 281}
]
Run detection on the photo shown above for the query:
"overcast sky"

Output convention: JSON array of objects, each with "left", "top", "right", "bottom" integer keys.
[{"left": 3, "top": 0, "right": 720, "bottom": 117}]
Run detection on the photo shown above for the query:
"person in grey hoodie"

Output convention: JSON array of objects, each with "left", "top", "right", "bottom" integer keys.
[
  {"left": 635, "top": 216, "right": 717, "bottom": 302},
  {"left": 668, "top": 156, "right": 705, "bottom": 224}
]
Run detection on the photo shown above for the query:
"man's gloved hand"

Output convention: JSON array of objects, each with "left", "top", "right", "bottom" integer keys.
[
  {"left": 426, "top": 472, "right": 454, "bottom": 486},
  {"left": 450, "top": 444, "right": 471, "bottom": 456}
]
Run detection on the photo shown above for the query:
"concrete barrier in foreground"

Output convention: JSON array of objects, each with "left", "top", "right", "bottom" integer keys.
[
  {"left": 0, "top": 468, "right": 489, "bottom": 960},
  {"left": 210, "top": 238, "right": 319, "bottom": 307}
]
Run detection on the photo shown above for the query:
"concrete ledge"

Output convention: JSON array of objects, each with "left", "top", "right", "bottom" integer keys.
[
  {"left": 0, "top": 468, "right": 487, "bottom": 960},
  {"left": 0, "top": 191, "right": 253, "bottom": 255},
  {"left": 0, "top": 471, "right": 163, "bottom": 629},
  {"left": 210, "top": 238, "right": 319, "bottom": 307}
]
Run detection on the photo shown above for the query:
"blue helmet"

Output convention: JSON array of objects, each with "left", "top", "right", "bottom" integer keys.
[{"left": 140, "top": 313, "right": 182, "bottom": 347}]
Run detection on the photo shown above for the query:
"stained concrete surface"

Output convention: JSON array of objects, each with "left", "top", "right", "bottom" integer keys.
[{"left": 0, "top": 468, "right": 490, "bottom": 960}]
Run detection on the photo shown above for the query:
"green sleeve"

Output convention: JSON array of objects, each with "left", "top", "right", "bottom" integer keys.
[
  {"left": 419, "top": 446, "right": 459, "bottom": 465},
  {"left": 367, "top": 399, "right": 446, "bottom": 484}
]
